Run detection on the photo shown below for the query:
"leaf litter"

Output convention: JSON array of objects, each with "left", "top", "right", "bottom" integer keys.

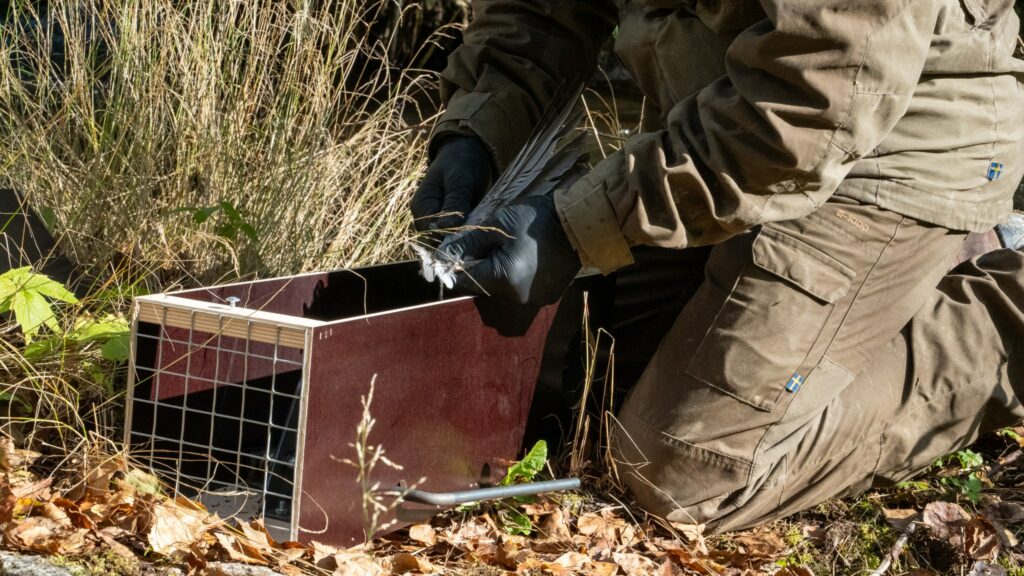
[{"left": 4, "top": 429, "right": 1024, "bottom": 574}]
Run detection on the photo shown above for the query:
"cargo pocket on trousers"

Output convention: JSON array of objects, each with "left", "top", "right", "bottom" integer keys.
[{"left": 685, "top": 226, "right": 856, "bottom": 412}]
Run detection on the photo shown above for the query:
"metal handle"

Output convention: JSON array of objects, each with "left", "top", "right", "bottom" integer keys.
[{"left": 383, "top": 478, "right": 581, "bottom": 506}]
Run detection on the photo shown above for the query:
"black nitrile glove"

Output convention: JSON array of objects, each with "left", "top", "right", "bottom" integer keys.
[
  {"left": 437, "top": 193, "right": 581, "bottom": 306},
  {"left": 410, "top": 136, "right": 493, "bottom": 233}
]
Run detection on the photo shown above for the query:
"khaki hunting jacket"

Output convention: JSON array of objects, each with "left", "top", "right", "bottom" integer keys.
[{"left": 433, "top": 0, "right": 1024, "bottom": 273}]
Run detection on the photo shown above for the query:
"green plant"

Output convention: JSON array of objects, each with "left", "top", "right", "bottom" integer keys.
[
  {"left": 0, "top": 267, "right": 78, "bottom": 343},
  {"left": 935, "top": 449, "right": 987, "bottom": 504},
  {"left": 177, "top": 201, "right": 259, "bottom": 244}
]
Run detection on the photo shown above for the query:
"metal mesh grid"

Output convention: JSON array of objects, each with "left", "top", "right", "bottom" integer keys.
[{"left": 128, "top": 307, "right": 305, "bottom": 541}]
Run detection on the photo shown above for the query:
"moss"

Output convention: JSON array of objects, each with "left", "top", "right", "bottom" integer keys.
[{"left": 52, "top": 549, "right": 141, "bottom": 576}]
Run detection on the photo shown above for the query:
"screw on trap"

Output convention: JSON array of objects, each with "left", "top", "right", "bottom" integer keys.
[{"left": 125, "top": 261, "right": 559, "bottom": 546}]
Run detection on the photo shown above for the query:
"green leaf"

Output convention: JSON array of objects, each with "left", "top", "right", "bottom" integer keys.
[
  {"left": 38, "top": 207, "right": 57, "bottom": 232},
  {"left": 499, "top": 508, "right": 532, "bottom": 536},
  {"left": 24, "top": 336, "right": 63, "bottom": 360},
  {"left": 239, "top": 223, "right": 258, "bottom": 242},
  {"left": 100, "top": 333, "right": 130, "bottom": 362},
  {"left": 502, "top": 440, "right": 547, "bottom": 486},
  {"left": 954, "top": 449, "right": 984, "bottom": 470},
  {"left": 219, "top": 201, "right": 242, "bottom": 221},
  {"left": 11, "top": 289, "right": 58, "bottom": 342},
  {"left": 192, "top": 205, "right": 219, "bottom": 225},
  {"left": 0, "top": 391, "right": 32, "bottom": 413}
]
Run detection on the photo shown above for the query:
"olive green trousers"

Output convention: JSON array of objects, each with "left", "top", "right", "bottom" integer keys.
[{"left": 611, "top": 196, "right": 1024, "bottom": 531}]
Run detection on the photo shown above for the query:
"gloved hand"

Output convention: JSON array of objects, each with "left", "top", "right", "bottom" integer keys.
[
  {"left": 437, "top": 193, "right": 581, "bottom": 306},
  {"left": 410, "top": 136, "right": 494, "bottom": 233}
]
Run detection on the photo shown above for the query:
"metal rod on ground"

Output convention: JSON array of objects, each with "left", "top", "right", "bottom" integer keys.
[{"left": 383, "top": 478, "right": 581, "bottom": 506}]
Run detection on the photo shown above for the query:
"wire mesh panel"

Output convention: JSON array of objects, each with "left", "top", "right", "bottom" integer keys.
[{"left": 128, "top": 300, "right": 310, "bottom": 541}]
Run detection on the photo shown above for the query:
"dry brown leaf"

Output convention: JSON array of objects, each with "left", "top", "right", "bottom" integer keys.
[
  {"left": 670, "top": 522, "right": 705, "bottom": 541},
  {"left": 5, "top": 516, "right": 91, "bottom": 555},
  {"left": 612, "top": 551, "right": 659, "bottom": 576},
  {"left": 663, "top": 547, "right": 726, "bottom": 576},
  {"left": 923, "top": 501, "right": 971, "bottom": 544},
  {"left": 551, "top": 551, "right": 589, "bottom": 570},
  {"left": 733, "top": 531, "right": 787, "bottom": 559},
  {"left": 239, "top": 518, "right": 276, "bottom": 550},
  {"left": 984, "top": 501, "right": 1024, "bottom": 525},
  {"left": 0, "top": 438, "right": 40, "bottom": 471},
  {"left": 516, "top": 557, "right": 568, "bottom": 575},
  {"left": 390, "top": 552, "right": 426, "bottom": 574},
  {"left": 215, "top": 532, "right": 268, "bottom": 565},
  {"left": 441, "top": 516, "right": 495, "bottom": 551},
  {"left": 521, "top": 499, "right": 560, "bottom": 516},
  {"left": 96, "top": 526, "right": 137, "bottom": 563},
  {"left": 408, "top": 524, "right": 436, "bottom": 546},
  {"left": 965, "top": 515, "right": 1001, "bottom": 560},
  {"left": 147, "top": 501, "right": 210, "bottom": 556},
  {"left": 533, "top": 507, "right": 573, "bottom": 552},
  {"left": 968, "top": 559, "right": 1008, "bottom": 576},
  {"left": 12, "top": 477, "right": 52, "bottom": 500},
  {"left": 54, "top": 497, "right": 94, "bottom": 530},
  {"left": 657, "top": 558, "right": 684, "bottom": 576},
  {"left": 0, "top": 476, "right": 14, "bottom": 524},
  {"left": 585, "top": 561, "right": 620, "bottom": 576},
  {"left": 883, "top": 508, "right": 919, "bottom": 530},
  {"left": 310, "top": 542, "right": 386, "bottom": 576}
]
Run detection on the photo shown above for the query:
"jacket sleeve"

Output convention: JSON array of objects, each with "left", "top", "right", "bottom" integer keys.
[
  {"left": 555, "top": 0, "right": 943, "bottom": 274},
  {"left": 432, "top": 0, "right": 617, "bottom": 171}
]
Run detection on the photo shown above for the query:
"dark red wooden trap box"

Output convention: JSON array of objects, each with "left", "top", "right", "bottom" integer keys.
[{"left": 125, "top": 261, "right": 557, "bottom": 545}]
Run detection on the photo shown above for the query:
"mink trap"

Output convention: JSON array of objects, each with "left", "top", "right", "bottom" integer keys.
[{"left": 125, "top": 261, "right": 558, "bottom": 546}]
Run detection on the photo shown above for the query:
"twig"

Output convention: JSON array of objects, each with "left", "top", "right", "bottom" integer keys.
[
  {"left": 988, "top": 447, "right": 1022, "bottom": 479},
  {"left": 869, "top": 522, "right": 915, "bottom": 576}
]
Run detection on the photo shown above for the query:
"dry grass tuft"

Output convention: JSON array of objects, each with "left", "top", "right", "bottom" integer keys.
[{"left": 1, "top": 0, "right": 437, "bottom": 289}]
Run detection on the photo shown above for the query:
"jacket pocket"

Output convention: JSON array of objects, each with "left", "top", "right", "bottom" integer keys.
[{"left": 685, "top": 227, "right": 855, "bottom": 412}]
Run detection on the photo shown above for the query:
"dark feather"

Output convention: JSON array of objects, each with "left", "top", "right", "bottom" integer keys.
[{"left": 464, "top": 84, "right": 589, "bottom": 228}]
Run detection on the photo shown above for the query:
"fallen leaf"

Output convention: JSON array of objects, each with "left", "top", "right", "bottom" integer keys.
[
  {"left": 552, "top": 551, "right": 589, "bottom": 570},
  {"left": 733, "top": 531, "right": 787, "bottom": 558},
  {"left": 391, "top": 552, "right": 433, "bottom": 574},
  {"left": 533, "top": 507, "right": 573, "bottom": 552},
  {"left": 311, "top": 542, "right": 386, "bottom": 576},
  {"left": 983, "top": 501, "right": 1024, "bottom": 525},
  {"left": 968, "top": 559, "right": 1008, "bottom": 576},
  {"left": 147, "top": 501, "right": 209, "bottom": 556},
  {"left": 215, "top": 531, "right": 268, "bottom": 565},
  {"left": 662, "top": 547, "right": 725, "bottom": 576},
  {"left": 883, "top": 508, "right": 919, "bottom": 530},
  {"left": 0, "top": 438, "right": 40, "bottom": 470},
  {"left": 53, "top": 498, "right": 93, "bottom": 529},
  {"left": 965, "top": 515, "right": 1001, "bottom": 560},
  {"left": 0, "top": 476, "right": 14, "bottom": 523},
  {"left": 85, "top": 456, "right": 124, "bottom": 498},
  {"left": 585, "top": 561, "right": 619, "bottom": 576},
  {"left": 408, "top": 524, "right": 436, "bottom": 546},
  {"left": 612, "top": 551, "right": 659, "bottom": 576},
  {"left": 923, "top": 501, "right": 971, "bottom": 544},
  {"left": 11, "top": 477, "right": 51, "bottom": 500}
]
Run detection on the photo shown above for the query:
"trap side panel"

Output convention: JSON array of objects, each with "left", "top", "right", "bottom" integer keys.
[{"left": 298, "top": 299, "right": 558, "bottom": 546}]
